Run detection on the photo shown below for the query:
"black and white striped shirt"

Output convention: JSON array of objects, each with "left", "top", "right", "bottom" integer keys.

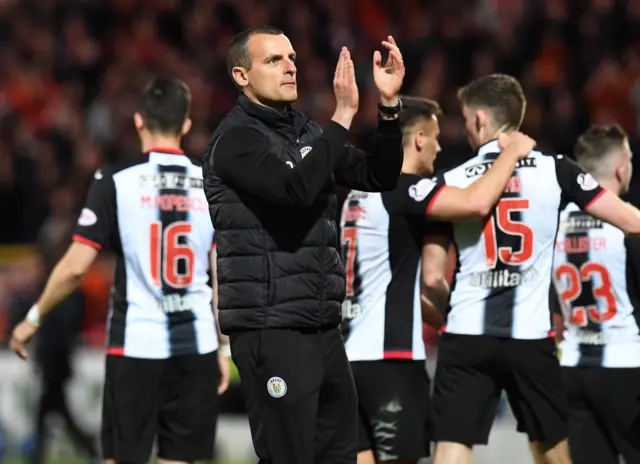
[
  {"left": 436, "top": 140, "right": 604, "bottom": 339},
  {"left": 552, "top": 203, "right": 640, "bottom": 367},
  {"left": 340, "top": 173, "right": 444, "bottom": 361},
  {"left": 73, "top": 148, "right": 218, "bottom": 359}
]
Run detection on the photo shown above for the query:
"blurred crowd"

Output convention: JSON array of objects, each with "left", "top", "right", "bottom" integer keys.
[{"left": 2, "top": 0, "right": 640, "bottom": 345}]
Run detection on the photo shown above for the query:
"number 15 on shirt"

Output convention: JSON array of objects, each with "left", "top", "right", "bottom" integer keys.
[{"left": 482, "top": 198, "right": 534, "bottom": 268}]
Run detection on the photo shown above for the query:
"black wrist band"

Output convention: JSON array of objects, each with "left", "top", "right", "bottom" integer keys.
[{"left": 378, "top": 98, "right": 403, "bottom": 116}]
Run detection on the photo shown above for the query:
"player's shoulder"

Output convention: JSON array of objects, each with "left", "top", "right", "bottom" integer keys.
[
  {"left": 102, "top": 159, "right": 150, "bottom": 178},
  {"left": 394, "top": 172, "right": 438, "bottom": 192},
  {"left": 534, "top": 149, "right": 566, "bottom": 163},
  {"left": 384, "top": 173, "right": 441, "bottom": 207},
  {"left": 441, "top": 154, "right": 487, "bottom": 183},
  {"left": 534, "top": 150, "right": 579, "bottom": 170}
]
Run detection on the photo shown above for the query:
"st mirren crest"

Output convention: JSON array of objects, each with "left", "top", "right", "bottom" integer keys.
[
  {"left": 267, "top": 376, "right": 287, "bottom": 398},
  {"left": 300, "top": 146, "right": 312, "bottom": 158}
]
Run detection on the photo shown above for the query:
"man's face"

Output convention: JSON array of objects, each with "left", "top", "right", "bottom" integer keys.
[
  {"left": 414, "top": 116, "right": 442, "bottom": 175},
  {"left": 462, "top": 105, "right": 481, "bottom": 149},
  {"left": 244, "top": 34, "right": 297, "bottom": 104}
]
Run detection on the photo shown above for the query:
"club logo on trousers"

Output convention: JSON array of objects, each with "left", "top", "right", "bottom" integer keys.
[{"left": 267, "top": 376, "right": 287, "bottom": 398}]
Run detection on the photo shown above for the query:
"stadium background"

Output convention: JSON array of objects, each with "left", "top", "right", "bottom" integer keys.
[{"left": 0, "top": 0, "right": 639, "bottom": 462}]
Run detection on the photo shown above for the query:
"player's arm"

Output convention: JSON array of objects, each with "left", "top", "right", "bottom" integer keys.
[
  {"left": 421, "top": 229, "right": 453, "bottom": 318},
  {"left": 555, "top": 155, "right": 640, "bottom": 235},
  {"left": 29, "top": 243, "right": 99, "bottom": 322},
  {"left": 11, "top": 170, "right": 116, "bottom": 360},
  {"left": 426, "top": 133, "right": 536, "bottom": 220},
  {"left": 208, "top": 124, "right": 349, "bottom": 207},
  {"left": 585, "top": 193, "right": 640, "bottom": 235},
  {"left": 333, "top": 118, "right": 403, "bottom": 192}
]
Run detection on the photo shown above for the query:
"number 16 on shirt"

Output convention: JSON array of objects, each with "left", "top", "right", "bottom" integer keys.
[{"left": 149, "top": 221, "right": 195, "bottom": 289}]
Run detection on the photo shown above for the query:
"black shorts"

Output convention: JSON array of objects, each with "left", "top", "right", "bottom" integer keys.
[
  {"left": 351, "top": 360, "right": 431, "bottom": 460},
  {"left": 563, "top": 366, "right": 640, "bottom": 464},
  {"left": 432, "top": 333, "right": 568, "bottom": 446},
  {"left": 101, "top": 350, "right": 220, "bottom": 462},
  {"left": 230, "top": 327, "right": 358, "bottom": 464}
]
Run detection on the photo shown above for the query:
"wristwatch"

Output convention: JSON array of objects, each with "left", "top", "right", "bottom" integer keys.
[{"left": 378, "top": 98, "right": 403, "bottom": 117}]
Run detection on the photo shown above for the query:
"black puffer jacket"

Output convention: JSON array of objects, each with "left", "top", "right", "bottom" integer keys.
[{"left": 204, "top": 95, "right": 403, "bottom": 334}]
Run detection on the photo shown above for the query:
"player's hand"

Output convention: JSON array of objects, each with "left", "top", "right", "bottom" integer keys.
[
  {"left": 373, "top": 35, "right": 405, "bottom": 105},
  {"left": 10, "top": 320, "right": 39, "bottom": 360},
  {"left": 498, "top": 131, "right": 536, "bottom": 160},
  {"left": 217, "top": 351, "right": 231, "bottom": 395},
  {"left": 333, "top": 47, "right": 359, "bottom": 115}
]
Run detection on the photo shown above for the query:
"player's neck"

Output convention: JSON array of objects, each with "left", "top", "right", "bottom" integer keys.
[
  {"left": 478, "top": 124, "right": 507, "bottom": 146},
  {"left": 401, "top": 155, "right": 428, "bottom": 176},
  {"left": 140, "top": 134, "right": 182, "bottom": 154},
  {"left": 596, "top": 177, "right": 621, "bottom": 196},
  {"left": 478, "top": 134, "right": 498, "bottom": 146}
]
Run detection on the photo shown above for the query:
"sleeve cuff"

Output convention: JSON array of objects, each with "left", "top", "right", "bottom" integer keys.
[
  {"left": 72, "top": 234, "right": 102, "bottom": 250},
  {"left": 585, "top": 188, "right": 606, "bottom": 209},
  {"left": 376, "top": 117, "right": 401, "bottom": 136},
  {"left": 324, "top": 120, "right": 350, "bottom": 139},
  {"left": 425, "top": 184, "right": 446, "bottom": 215}
]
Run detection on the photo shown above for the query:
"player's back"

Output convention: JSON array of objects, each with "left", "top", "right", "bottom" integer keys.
[
  {"left": 553, "top": 203, "right": 640, "bottom": 367},
  {"left": 339, "top": 174, "right": 429, "bottom": 361},
  {"left": 76, "top": 149, "right": 216, "bottom": 358},
  {"left": 440, "top": 139, "right": 604, "bottom": 339}
]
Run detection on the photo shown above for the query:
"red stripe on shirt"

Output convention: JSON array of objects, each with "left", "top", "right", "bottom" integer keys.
[
  {"left": 585, "top": 189, "right": 606, "bottom": 209},
  {"left": 383, "top": 351, "right": 414, "bottom": 360},
  {"left": 425, "top": 185, "right": 446, "bottom": 216},
  {"left": 106, "top": 347, "right": 124, "bottom": 356},
  {"left": 72, "top": 234, "right": 102, "bottom": 250}
]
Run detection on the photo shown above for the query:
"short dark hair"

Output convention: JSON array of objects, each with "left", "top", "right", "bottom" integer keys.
[
  {"left": 398, "top": 96, "right": 442, "bottom": 140},
  {"left": 138, "top": 77, "right": 191, "bottom": 135},
  {"left": 574, "top": 124, "right": 628, "bottom": 175},
  {"left": 226, "top": 26, "right": 284, "bottom": 78},
  {"left": 457, "top": 74, "right": 526, "bottom": 130}
]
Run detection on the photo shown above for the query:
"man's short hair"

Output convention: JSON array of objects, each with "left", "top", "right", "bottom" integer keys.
[
  {"left": 226, "top": 26, "right": 284, "bottom": 78},
  {"left": 138, "top": 77, "right": 191, "bottom": 135},
  {"left": 457, "top": 74, "right": 526, "bottom": 130},
  {"left": 398, "top": 96, "right": 442, "bottom": 140},
  {"left": 574, "top": 124, "right": 628, "bottom": 175}
]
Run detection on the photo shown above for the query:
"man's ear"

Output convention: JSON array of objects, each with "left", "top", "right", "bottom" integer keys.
[
  {"left": 133, "top": 112, "right": 144, "bottom": 131},
  {"left": 476, "top": 109, "right": 493, "bottom": 133},
  {"left": 181, "top": 118, "right": 192, "bottom": 137},
  {"left": 415, "top": 131, "right": 425, "bottom": 150},
  {"left": 232, "top": 67, "right": 249, "bottom": 88}
]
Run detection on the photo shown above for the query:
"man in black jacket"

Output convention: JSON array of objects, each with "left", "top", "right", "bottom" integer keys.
[{"left": 203, "top": 26, "right": 405, "bottom": 463}]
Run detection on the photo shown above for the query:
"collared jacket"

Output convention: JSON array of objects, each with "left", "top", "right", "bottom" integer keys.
[{"left": 203, "top": 95, "right": 403, "bottom": 334}]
